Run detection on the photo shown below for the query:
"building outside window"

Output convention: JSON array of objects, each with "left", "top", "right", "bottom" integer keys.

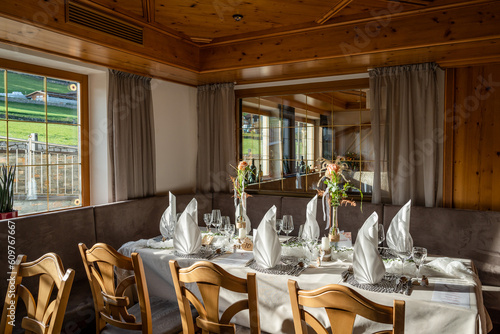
[{"left": 0, "top": 62, "right": 88, "bottom": 215}]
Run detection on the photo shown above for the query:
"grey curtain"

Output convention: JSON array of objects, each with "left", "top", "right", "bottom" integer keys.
[
  {"left": 196, "top": 83, "right": 236, "bottom": 193},
  {"left": 370, "top": 63, "right": 444, "bottom": 207},
  {"left": 108, "top": 69, "right": 156, "bottom": 201}
]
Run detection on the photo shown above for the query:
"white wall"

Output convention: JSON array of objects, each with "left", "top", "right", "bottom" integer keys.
[
  {"left": 151, "top": 79, "right": 197, "bottom": 194},
  {"left": 88, "top": 72, "right": 109, "bottom": 205}
]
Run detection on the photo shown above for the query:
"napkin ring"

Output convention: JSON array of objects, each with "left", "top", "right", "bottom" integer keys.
[
  {"left": 322, "top": 248, "right": 332, "bottom": 262},
  {"left": 236, "top": 221, "right": 246, "bottom": 229}
]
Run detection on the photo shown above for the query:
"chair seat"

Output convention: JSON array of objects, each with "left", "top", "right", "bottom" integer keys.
[{"left": 101, "top": 296, "right": 197, "bottom": 334}]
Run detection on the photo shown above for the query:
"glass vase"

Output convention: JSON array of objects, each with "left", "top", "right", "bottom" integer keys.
[{"left": 329, "top": 206, "right": 340, "bottom": 242}]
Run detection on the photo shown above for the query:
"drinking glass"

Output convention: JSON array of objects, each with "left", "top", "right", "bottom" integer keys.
[
  {"left": 394, "top": 247, "right": 413, "bottom": 278},
  {"left": 211, "top": 210, "right": 221, "bottom": 233},
  {"left": 412, "top": 247, "right": 428, "bottom": 279},
  {"left": 224, "top": 221, "right": 236, "bottom": 243},
  {"left": 275, "top": 219, "right": 283, "bottom": 235},
  {"left": 305, "top": 237, "right": 317, "bottom": 262},
  {"left": 166, "top": 216, "right": 176, "bottom": 240},
  {"left": 378, "top": 224, "right": 385, "bottom": 246},
  {"left": 203, "top": 213, "right": 212, "bottom": 233},
  {"left": 282, "top": 215, "right": 294, "bottom": 237}
]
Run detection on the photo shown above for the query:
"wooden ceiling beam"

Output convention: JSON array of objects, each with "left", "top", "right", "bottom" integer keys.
[
  {"left": 260, "top": 96, "right": 331, "bottom": 116},
  {"left": 316, "top": 0, "right": 354, "bottom": 25},
  {"left": 200, "top": 1, "right": 500, "bottom": 71}
]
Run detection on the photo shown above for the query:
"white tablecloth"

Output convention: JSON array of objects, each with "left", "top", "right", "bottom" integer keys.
[{"left": 118, "top": 239, "right": 492, "bottom": 334}]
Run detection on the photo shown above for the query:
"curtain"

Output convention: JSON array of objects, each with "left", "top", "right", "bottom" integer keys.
[
  {"left": 196, "top": 83, "right": 236, "bottom": 193},
  {"left": 369, "top": 63, "right": 444, "bottom": 207},
  {"left": 108, "top": 69, "right": 156, "bottom": 201}
]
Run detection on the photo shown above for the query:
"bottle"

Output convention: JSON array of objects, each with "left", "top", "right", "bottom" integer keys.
[
  {"left": 249, "top": 159, "right": 257, "bottom": 184},
  {"left": 299, "top": 156, "right": 306, "bottom": 174},
  {"left": 258, "top": 164, "right": 263, "bottom": 182}
]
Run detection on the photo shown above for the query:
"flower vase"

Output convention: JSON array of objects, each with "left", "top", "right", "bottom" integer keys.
[
  {"left": 236, "top": 202, "right": 247, "bottom": 239},
  {"left": 329, "top": 206, "right": 340, "bottom": 242}
]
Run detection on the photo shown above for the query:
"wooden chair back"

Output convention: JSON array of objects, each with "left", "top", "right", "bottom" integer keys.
[
  {"left": 78, "top": 243, "right": 152, "bottom": 333},
  {"left": 169, "top": 260, "right": 260, "bottom": 334},
  {"left": 288, "top": 280, "right": 405, "bottom": 334},
  {"left": 0, "top": 253, "right": 75, "bottom": 334}
]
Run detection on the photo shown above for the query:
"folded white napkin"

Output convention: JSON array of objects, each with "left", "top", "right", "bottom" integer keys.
[
  {"left": 353, "top": 212, "right": 385, "bottom": 284},
  {"left": 253, "top": 206, "right": 282, "bottom": 268},
  {"left": 159, "top": 192, "right": 176, "bottom": 239},
  {"left": 386, "top": 199, "right": 413, "bottom": 253},
  {"left": 173, "top": 198, "right": 201, "bottom": 254},
  {"left": 301, "top": 195, "right": 319, "bottom": 240},
  {"left": 235, "top": 199, "right": 252, "bottom": 234},
  {"left": 425, "top": 257, "right": 478, "bottom": 284}
]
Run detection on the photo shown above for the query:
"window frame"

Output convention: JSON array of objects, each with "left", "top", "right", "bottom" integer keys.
[
  {"left": 0, "top": 57, "right": 90, "bottom": 213},
  {"left": 235, "top": 78, "right": 370, "bottom": 199}
]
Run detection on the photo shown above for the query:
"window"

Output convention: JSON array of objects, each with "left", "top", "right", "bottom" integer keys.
[
  {"left": 238, "top": 86, "right": 373, "bottom": 196},
  {"left": 0, "top": 60, "right": 89, "bottom": 215}
]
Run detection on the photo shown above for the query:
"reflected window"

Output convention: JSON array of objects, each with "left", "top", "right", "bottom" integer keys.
[{"left": 238, "top": 88, "right": 378, "bottom": 195}]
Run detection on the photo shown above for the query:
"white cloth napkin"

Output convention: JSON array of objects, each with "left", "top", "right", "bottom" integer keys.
[
  {"left": 173, "top": 198, "right": 201, "bottom": 254},
  {"left": 253, "top": 206, "right": 282, "bottom": 269},
  {"left": 353, "top": 212, "right": 385, "bottom": 284},
  {"left": 386, "top": 199, "right": 413, "bottom": 253},
  {"left": 425, "top": 257, "right": 478, "bottom": 284},
  {"left": 159, "top": 192, "right": 176, "bottom": 239},
  {"left": 235, "top": 199, "right": 252, "bottom": 234},
  {"left": 301, "top": 195, "right": 319, "bottom": 240}
]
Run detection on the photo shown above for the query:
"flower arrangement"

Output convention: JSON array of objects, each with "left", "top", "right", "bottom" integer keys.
[
  {"left": 317, "top": 157, "right": 362, "bottom": 238},
  {"left": 344, "top": 151, "right": 361, "bottom": 170},
  {"left": 230, "top": 161, "right": 252, "bottom": 201}
]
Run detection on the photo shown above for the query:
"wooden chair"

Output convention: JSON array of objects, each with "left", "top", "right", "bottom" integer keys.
[
  {"left": 79, "top": 243, "right": 185, "bottom": 334},
  {"left": 288, "top": 280, "right": 405, "bottom": 334},
  {"left": 169, "top": 260, "right": 261, "bottom": 334},
  {"left": 0, "top": 253, "right": 75, "bottom": 334}
]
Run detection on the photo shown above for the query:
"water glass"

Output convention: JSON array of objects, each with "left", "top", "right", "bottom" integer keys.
[
  {"left": 275, "top": 219, "right": 283, "bottom": 235},
  {"left": 224, "top": 221, "right": 236, "bottom": 243},
  {"left": 412, "top": 247, "right": 428, "bottom": 279},
  {"left": 394, "top": 248, "right": 412, "bottom": 278},
  {"left": 282, "top": 215, "right": 294, "bottom": 237},
  {"left": 166, "top": 216, "right": 176, "bottom": 240},
  {"left": 378, "top": 224, "right": 385, "bottom": 246},
  {"left": 203, "top": 213, "right": 212, "bottom": 233},
  {"left": 211, "top": 210, "right": 221, "bottom": 233}
]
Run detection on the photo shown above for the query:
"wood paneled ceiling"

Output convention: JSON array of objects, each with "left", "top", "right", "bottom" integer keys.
[{"left": 0, "top": 0, "right": 499, "bottom": 85}]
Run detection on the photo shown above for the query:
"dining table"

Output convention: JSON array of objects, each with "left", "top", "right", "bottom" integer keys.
[{"left": 118, "top": 235, "right": 493, "bottom": 334}]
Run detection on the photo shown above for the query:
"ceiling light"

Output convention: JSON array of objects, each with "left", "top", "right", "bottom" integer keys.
[{"left": 232, "top": 14, "right": 243, "bottom": 21}]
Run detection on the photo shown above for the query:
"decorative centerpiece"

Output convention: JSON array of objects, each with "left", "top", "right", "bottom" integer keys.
[
  {"left": 231, "top": 161, "right": 253, "bottom": 240},
  {"left": 317, "top": 157, "right": 362, "bottom": 242}
]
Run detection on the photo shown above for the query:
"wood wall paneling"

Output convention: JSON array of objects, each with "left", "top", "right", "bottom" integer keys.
[{"left": 445, "top": 64, "right": 500, "bottom": 211}]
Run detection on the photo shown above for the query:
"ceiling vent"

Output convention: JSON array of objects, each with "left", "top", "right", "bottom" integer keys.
[{"left": 67, "top": 2, "right": 143, "bottom": 44}]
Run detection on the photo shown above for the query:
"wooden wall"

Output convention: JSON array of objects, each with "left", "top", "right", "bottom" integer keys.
[{"left": 443, "top": 64, "right": 500, "bottom": 211}]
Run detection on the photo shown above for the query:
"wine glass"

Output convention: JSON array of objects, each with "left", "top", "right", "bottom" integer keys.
[
  {"left": 378, "top": 224, "right": 385, "bottom": 246},
  {"left": 203, "top": 213, "right": 212, "bottom": 233},
  {"left": 166, "top": 216, "right": 176, "bottom": 240},
  {"left": 305, "top": 237, "right": 318, "bottom": 263},
  {"left": 211, "top": 210, "right": 221, "bottom": 233},
  {"left": 394, "top": 245, "right": 413, "bottom": 278},
  {"left": 412, "top": 247, "right": 428, "bottom": 279},
  {"left": 224, "top": 221, "right": 236, "bottom": 243},
  {"left": 282, "top": 215, "right": 294, "bottom": 237},
  {"left": 275, "top": 219, "right": 283, "bottom": 235}
]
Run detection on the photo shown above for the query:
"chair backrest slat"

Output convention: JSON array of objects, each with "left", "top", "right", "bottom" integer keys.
[
  {"left": 78, "top": 242, "right": 152, "bottom": 334},
  {"left": 0, "top": 253, "right": 75, "bottom": 334},
  {"left": 169, "top": 260, "right": 261, "bottom": 334},
  {"left": 288, "top": 280, "right": 405, "bottom": 334}
]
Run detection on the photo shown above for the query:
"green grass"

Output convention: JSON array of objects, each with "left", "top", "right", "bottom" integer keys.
[
  {"left": 3, "top": 121, "right": 78, "bottom": 146},
  {"left": 0, "top": 101, "right": 77, "bottom": 123},
  {"left": 0, "top": 70, "right": 75, "bottom": 94}
]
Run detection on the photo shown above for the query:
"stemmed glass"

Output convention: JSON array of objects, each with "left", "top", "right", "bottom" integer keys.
[
  {"left": 305, "top": 237, "right": 318, "bottom": 263},
  {"left": 166, "top": 216, "right": 176, "bottom": 240},
  {"left": 224, "top": 220, "right": 236, "bottom": 243},
  {"left": 394, "top": 245, "right": 413, "bottom": 278},
  {"left": 412, "top": 247, "right": 428, "bottom": 279},
  {"left": 203, "top": 213, "right": 212, "bottom": 233},
  {"left": 211, "top": 210, "right": 221, "bottom": 233},
  {"left": 275, "top": 219, "right": 283, "bottom": 236},
  {"left": 378, "top": 224, "right": 385, "bottom": 246},
  {"left": 282, "top": 215, "right": 294, "bottom": 237}
]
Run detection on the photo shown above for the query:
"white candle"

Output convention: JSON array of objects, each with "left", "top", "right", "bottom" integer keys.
[
  {"left": 321, "top": 237, "right": 330, "bottom": 250},
  {"left": 238, "top": 228, "right": 247, "bottom": 239}
]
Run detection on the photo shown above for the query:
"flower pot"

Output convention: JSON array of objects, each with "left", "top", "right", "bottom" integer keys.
[{"left": 0, "top": 210, "right": 18, "bottom": 220}]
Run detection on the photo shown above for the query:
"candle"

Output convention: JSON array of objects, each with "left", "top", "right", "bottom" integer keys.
[
  {"left": 321, "top": 237, "right": 330, "bottom": 250},
  {"left": 238, "top": 228, "right": 247, "bottom": 239}
]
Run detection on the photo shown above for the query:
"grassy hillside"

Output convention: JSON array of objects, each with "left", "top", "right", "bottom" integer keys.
[{"left": 0, "top": 70, "right": 75, "bottom": 94}]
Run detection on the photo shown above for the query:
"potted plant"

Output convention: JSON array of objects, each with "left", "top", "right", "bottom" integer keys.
[{"left": 0, "top": 164, "right": 18, "bottom": 220}]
